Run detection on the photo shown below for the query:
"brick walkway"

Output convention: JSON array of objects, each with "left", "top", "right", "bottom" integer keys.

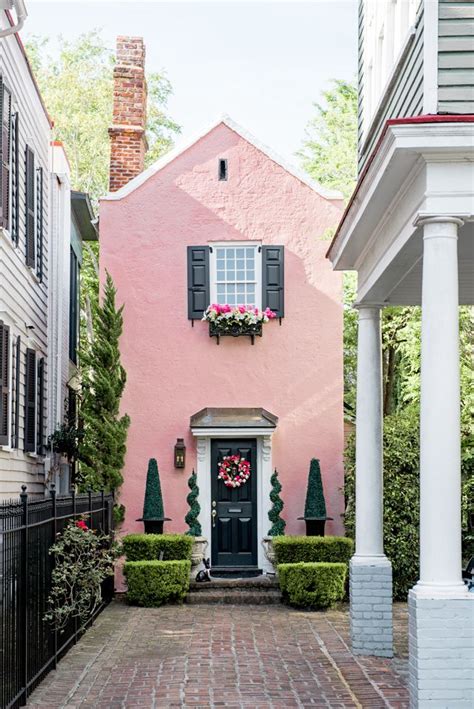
[{"left": 27, "top": 602, "right": 409, "bottom": 708}]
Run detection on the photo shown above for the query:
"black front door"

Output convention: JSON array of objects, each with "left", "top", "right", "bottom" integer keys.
[{"left": 211, "top": 439, "right": 257, "bottom": 568}]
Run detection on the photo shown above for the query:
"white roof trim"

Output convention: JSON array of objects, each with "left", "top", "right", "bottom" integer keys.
[{"left": 101, "top": 114, "right": 344, "bottom": 202}]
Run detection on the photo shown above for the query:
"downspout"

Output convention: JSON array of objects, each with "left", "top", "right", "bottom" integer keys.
[{"left": 0, "top": 1, "right": 27, "bottom": 37}]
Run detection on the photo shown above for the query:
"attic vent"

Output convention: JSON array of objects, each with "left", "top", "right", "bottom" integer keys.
[{"left": 218, "top": 159, "right": 228, "bottom": 181}]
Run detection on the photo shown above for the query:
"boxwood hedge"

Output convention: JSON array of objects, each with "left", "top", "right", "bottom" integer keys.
[
  {"left": 272, "top": 536, "right": 353, "bottom": 565},
  {"left": 122, "top": 533, "right": 193, "bottom": 562},
  {"left": 278, "top": 562, "right": 347, "bottom": 608},
  {"left": 124, "top": 560, "right": 191, "bottom": 607}
]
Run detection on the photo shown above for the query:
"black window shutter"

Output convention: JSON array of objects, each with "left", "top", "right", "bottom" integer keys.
[
  {"left": 187, "top": 246, "right": 210, "bottom": 319},
  {"left": 36, "top": 167, "right": 44, "bottom": 280},
  {"left": 37, "top": 357, "right": 44, "bottom": 454},
  {"left": 24, "top": 348, "right": 36, "bottom": 452},
  {"left": 0, "top": 322, "right": 10, "bottom": 446},
  {"left": 11, "top": 112, "right": 19, "bottom": 244},
  {"left": 69, "top": 248, "right": 79, "bottom": 362},
  {"left": 0, "top": 80, "right": 12, "bottom": 230},
  {"left": 25, "top": 146, "right": 35, "bottom": 268},
  {"left": 262, "top": 246, "right": 284, "bottom": 317},
  {"left": 13, "top": 335, "right": 20, "bottom": 449}
]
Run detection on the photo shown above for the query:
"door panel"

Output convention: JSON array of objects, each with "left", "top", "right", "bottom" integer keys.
[{"left": 211, "top": 439, "right": 257, "bottom": 567}]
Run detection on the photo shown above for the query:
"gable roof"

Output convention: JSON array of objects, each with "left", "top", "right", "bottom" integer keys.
[{"left": 101, "top": 114, "right": 343, "bottom": 202}]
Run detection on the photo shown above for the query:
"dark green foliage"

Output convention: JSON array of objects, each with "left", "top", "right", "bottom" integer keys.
[
  {"left": 142, "top": 458, "right": 164, "bottom": 520},
  {"left": 122, "top": 534, "right": 193, "bottom": 561},
  {"left": 304, "top": 459, "right": 327, "bottom": 519},
  {"left": 77, "top": 272, "right": 130, "bottom": 495},
  {"left": 124, "top": 560, "right": 191, "bottom": 607},
  {"left": 272, "top": 535, "right": 353, "bottom": 565},
  {"left": 345, "top": 406, "right": 420, "bottom": 600},
  {"left": 185, "top": 469, "right": 202, "bottom": 536},
  {"left": 268, "top": 468, "right": 286, "bottom": 536},
  {"left": 278, "top": 562, "right": 347, "bottom": 608}
]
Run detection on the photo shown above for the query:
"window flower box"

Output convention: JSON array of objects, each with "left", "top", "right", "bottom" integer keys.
[{"left": 203, "top": 304, "right": 276, "bottom": 345}]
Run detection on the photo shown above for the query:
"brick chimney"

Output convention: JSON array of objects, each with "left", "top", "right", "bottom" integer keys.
[{"left": 108, "top": 36, "right": 148, "bottom": 192}]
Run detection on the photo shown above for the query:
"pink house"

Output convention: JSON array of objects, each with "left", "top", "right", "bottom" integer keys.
[{"left": 100, "top": 38, "right": 345, "bottom": 574}]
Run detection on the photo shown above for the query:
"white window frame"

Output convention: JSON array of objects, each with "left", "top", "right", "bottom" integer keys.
[
  {"left": 0, "top": 316, "right": 19, "bottom": 451},
  {"left": 209, "top": 241, "right": 262, "bottom": 309}
]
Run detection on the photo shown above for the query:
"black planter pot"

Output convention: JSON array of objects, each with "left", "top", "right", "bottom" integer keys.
[
  {"left": 298, "top": 516, "right": 333, "bottom": 537},
  {"left": 137, "top": 518, "right": 171, "bottom": 534}
]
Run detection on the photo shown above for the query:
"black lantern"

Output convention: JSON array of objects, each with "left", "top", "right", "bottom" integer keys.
[{"left": 174, "top": 438, "right": 186, "bottom": 468}]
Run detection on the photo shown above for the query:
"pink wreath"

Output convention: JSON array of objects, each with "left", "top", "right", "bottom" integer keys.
[{"left": 217, "top": 455, "right": 251, "bottom": 489}]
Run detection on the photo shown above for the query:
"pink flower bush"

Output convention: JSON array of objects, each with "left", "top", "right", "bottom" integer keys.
[{"left": 203, "top": 304, "right": 276, "bottom": 325}]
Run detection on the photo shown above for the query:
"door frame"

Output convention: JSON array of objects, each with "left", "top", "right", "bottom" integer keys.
[{"left": 191, "top": 429, "right": 274, "bottom": 573}]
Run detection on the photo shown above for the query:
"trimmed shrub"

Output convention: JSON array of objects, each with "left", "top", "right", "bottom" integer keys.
[
  {"left": 272, "top": 535, "right": 353, "bottom": 565},
  {"left": 124, "top": 560, "right": 191, "bottom": 607},
  {"left": 268, "top": 468, "right": 286, "bottom": 536},
  {"left": 122, "top": 533, "right": 193, "bottom": 561},
  {"left": 278, "top": 562, "right": 347, "bottom": 608},
  {"left": 304, "top": 458, "right": 327, "bottom": 518},
  {"left": 142, "top": 458, "right": 165, "bottom": 520}
]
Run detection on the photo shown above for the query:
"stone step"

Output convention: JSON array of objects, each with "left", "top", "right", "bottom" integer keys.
[
  {"left": 186, "top": 588, "right": 282, "bottom": 605},
  {"left": 189, "top": 575, "right": 278, "bottom": 592}
]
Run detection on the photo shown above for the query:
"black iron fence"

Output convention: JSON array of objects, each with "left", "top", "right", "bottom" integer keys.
[{"left": 0, "top": 486, "right": 114, "bottom": 709}]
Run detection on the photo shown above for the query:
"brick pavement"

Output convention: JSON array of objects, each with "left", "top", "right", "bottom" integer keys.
[{"left": 27, "top": 602, "right": 409, "bottom": 708}]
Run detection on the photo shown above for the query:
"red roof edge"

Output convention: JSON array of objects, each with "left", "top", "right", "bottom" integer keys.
[
  {"left": 326, "top": 114, "right": 474, "bottom": 260},
  {"left": 5, "top": 10, "right": 54, "bottom": 128}
]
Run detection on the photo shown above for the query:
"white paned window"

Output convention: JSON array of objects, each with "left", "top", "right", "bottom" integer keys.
[{"left": 210, "top": 243, "right": 261, "bottom": 309}]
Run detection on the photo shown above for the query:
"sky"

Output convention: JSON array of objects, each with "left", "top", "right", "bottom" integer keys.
[{"left": 23, "top": 0, "right": 358, "bottom": 163}]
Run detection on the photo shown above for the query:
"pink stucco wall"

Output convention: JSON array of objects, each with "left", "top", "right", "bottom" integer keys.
[{"left": 100, "top": 122, "right": 345, "bottom": 540}]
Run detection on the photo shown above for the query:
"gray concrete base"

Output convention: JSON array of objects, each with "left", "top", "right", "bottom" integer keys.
[
  {"left": 349, "top": 556, "right": 393, "bottom": 657},
  {"left": 408, "top": 589, "right": 474, "bottom": 708}
]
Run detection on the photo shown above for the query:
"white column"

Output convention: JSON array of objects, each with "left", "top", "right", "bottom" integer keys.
[
  {"left": 415, "top": 216, "right": 465, "bottom": 595},
  {"left": 354, "top": 305, "right": 385, "bottom": 560},
  {"left": 350, "top": 305, "right": 392, "bottom": 658},
  {"left": 408, "top": 217, "right": 472, "bottom": 709}
]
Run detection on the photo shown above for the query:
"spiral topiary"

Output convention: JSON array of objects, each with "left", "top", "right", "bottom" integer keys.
[
  {"left": 268, "top": 468, "right": 286, "bottom": 536},
  {"left": 185, "top": 469, "right": 202, "bottom": 536}
]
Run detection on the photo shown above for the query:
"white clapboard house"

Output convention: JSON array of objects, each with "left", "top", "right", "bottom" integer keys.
[{"left": 0, "top": 9, "right": 96, "bottom": 498}]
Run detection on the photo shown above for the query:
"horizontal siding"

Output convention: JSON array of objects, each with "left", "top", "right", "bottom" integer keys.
[
  {"left": 438, "top": 0, "right": 474, "bottom": 113},
  {"left": 359, "top": 5, "right": 424, "bottom": 172},
  {"left": 0, "top": 14, "right": 51, "bottom": 495}
]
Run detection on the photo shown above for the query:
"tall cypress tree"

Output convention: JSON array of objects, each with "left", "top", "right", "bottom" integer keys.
[{"left": 78, "top": 272, "right": 130, "bottom": 495}]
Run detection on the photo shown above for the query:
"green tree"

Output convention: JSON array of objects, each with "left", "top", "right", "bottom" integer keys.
[
  {"left": 298, "top": 79, "right": 358, "bottom": 200},
  {"left": 185, "top": 469, "right": 202, "bottom": 536},
  {"left": 142, "top": 459, "right": 165, "bottom": 521},
  {"left": 268, "top": 469, "right": 286, "bottom": 536},
  {"left": 304, "top": 459, "right": 327, "bottom": 519},
  {"left": 77, "top": 272, "right": 130, "bottom": 496}
]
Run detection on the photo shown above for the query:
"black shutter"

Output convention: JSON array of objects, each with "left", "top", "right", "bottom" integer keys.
[
  {"left": 36, "top": 167, "right": 44, "bottom": 280},
  {"left": 13, "top": 335, "right": 20, "bottom": 449},
  {"left": 262, "top": 246, "right": 284, "bottom": 317},
  {"left": 0, "top": 79, "right": 12, "bottom": 230},
  {"left": 69, "top": 248, "right": 79, "bottom": 363},
  {"left": 37, "top": 357, "right": 44, "bottom": 454},
  {"left": 187, "top": 246, "right": 210, "bottom": 319},
  {"left": 24, "top": 348, "right": 36, "bottom": 452},
  {"left": 0, "top": 322, "right": 10, "bottom": 446},
  {"left": 25, "top": 146, "right": 35, "bottom": 268},
  {"left": 11, "top": 112, "right": 19, "bottom": 244}
]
